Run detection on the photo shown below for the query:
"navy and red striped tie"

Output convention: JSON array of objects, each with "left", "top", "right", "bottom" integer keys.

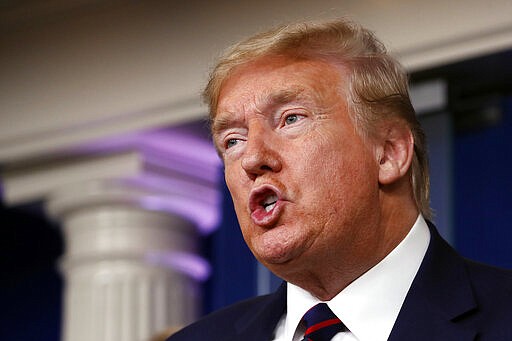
[{"left": 301, "top": 303, "right": 346, "bottom": 341}]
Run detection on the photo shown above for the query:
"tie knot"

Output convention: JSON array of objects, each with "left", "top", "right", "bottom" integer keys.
[{"left": 301, "top": 303, "right": 345, "bottom": 341}]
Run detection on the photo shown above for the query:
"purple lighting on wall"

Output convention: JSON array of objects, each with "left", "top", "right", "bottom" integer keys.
[
  {"left": 74, "top": 128, "right": 221, "bottom": 180},
  {"left": 138, "top": 194, "right": 219, "bottom": 235},
  {"left": 72, "top": 124, "right": 223, "bottom": 234},
  {"left": 146, "top": 251, "right": 211, "bottom": 281}
]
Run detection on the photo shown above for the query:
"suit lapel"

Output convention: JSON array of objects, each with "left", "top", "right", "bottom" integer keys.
[
  {"left": 232, "top": 282, "right": 287, "bottom": 341},
  {"left": 226, "top": 224, "right": 481, "bottom": 341},
  {"left": 388, "top": 223, "right": 478, "bottom": 341}
]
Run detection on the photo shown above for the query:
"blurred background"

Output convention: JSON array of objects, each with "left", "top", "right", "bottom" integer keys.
[{"left": 1, "top": 1, "right": 511, "bottom": 340}]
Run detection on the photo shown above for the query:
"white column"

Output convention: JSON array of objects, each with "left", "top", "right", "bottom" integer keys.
[
  {"left": 1, "top": 134, "right": 221, "bottom": 341},
  {"left": 47, "top": 180, "right": 207, "bottom": 341}
]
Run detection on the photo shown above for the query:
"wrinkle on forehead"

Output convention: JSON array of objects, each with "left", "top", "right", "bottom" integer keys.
[
  {"left": 212, "top": 58, "right": 349, "bottom": 134},
  {"left": 212, "top": 87, "right": 306, "bottom": 134},
  {"left": 213, "top": 86, "right": 340, "bottom": 134}
]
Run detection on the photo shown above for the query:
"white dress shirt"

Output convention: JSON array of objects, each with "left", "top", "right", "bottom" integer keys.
[{"left": 271, "top": 214, "right": 431, "bottom": 341}]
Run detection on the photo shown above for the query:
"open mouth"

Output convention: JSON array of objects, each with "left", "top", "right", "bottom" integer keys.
[{"left": 249, "top": 185, "right": 283, "bottom": 225}]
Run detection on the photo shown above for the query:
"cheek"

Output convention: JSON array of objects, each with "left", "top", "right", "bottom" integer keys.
[
  {"left": 297, "top": 133, "right": 349, "bottom": 186},
  {"left": 297, "top": 134, "right": 377, "bottom": 207},
  {"left": 224, "top": 162, "right": 243, "bottom": 191},
  {"left": 224, "top": 168, "right": 246, "bottom": 208}
]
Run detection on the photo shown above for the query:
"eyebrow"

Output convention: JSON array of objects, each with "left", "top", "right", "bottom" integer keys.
[
  {"left": 264, "top": 87, "right": 306, "bottom": 108},
  {"left": 211, "top": 87, "right": 307, "bottom": 135},
  {"left": 211, "top": 114, "right": 236, "bottom": 136}
]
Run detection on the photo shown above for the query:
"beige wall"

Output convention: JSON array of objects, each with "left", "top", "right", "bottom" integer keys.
[{"left": 1, "top": 0, "right": 511, "bottom": 163}]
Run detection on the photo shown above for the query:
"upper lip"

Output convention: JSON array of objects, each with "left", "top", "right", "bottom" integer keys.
[{"left": 248, "top": 184, "right": 282, "bottom": 213}]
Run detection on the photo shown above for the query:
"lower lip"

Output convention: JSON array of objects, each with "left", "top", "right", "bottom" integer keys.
[{"left": 250, "top": 200, "right": 283, "bottom": 227}]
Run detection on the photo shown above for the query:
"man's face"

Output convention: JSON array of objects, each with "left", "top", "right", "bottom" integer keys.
[{"left": 212, "top": 55, "right": 384, "bottom": 280}]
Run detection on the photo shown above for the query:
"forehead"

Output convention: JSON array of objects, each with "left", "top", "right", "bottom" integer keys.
[{"left": 212, "top": 56, "right": 347, "bottom": 126}]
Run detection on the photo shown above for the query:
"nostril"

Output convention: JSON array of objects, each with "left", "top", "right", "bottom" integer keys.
[
  {"left": 240, "top": 138, "right": 282, "bottom": 176},
  {"left": 242, "top": 154, "right": 281, "bottom": 177}
]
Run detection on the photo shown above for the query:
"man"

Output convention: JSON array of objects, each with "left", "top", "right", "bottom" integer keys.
[{"left": 168, "top": 19, "right": 512, "bottom": 341}]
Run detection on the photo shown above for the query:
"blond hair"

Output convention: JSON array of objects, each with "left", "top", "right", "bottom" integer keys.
[{"left": 203, "top": 19, "right": 431, "bottom": 219}]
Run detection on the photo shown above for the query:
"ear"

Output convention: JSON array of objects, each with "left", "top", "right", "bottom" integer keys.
[{"left": 376, "top": 124, "right": 415, "bottom": 186}]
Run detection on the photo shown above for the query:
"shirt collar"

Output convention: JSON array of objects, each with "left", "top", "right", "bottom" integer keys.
[{"left": 283, "top": 214, "right": 431, "bottom": 341}]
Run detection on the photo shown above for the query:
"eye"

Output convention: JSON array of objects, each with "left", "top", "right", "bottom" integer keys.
[
  {"left": 218, "top": 129, "right": 247, "bottom": 153},
  {"left": 284, "top": 113, "right": 302, "bottom": 125},
  {"left": 225, "top": 138, "right": 239, "bottom": 149}
]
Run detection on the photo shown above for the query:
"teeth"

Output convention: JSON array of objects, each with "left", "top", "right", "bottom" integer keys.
[
  {"left": 262, "top": 194, "right": 278, "bottom": 212},
  {"left": 262, "top": 194, "right": 278, "bottom": 206},
  {"left": 265, "top": 202, "right": 276, "bottom": 212}
]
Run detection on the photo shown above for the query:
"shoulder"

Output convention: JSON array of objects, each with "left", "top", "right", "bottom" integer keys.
[
  {"left": 464, "top": 259, "right": 512, "bottom": 306},
  {"left": 459, "top": 258, "right": 512, "bottom": 337},
  {"left": 167, "top": 289, "right": 284, "bottom": 341},
  {"left": 427, "top": 221, "right": 512, "bottom": 300},
  {"left": 414, "top": 223, "right": 512, "bottom": 335}
]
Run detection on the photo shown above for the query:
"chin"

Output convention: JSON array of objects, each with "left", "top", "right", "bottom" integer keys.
[
  {"left": 256, "top": 245, "right": 305, "bottom": 272},
  {"left": 256, "top": 251, "right": 290, "bottom": 266}
]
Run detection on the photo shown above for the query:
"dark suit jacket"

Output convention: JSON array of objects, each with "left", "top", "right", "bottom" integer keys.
[{"left": 168, "top": 224, "right": 512, "bottom": 340}]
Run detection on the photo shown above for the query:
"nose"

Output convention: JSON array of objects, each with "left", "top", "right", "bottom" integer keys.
[{"left": 241, "top": 126, "right": 282, "bottom": 179}]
